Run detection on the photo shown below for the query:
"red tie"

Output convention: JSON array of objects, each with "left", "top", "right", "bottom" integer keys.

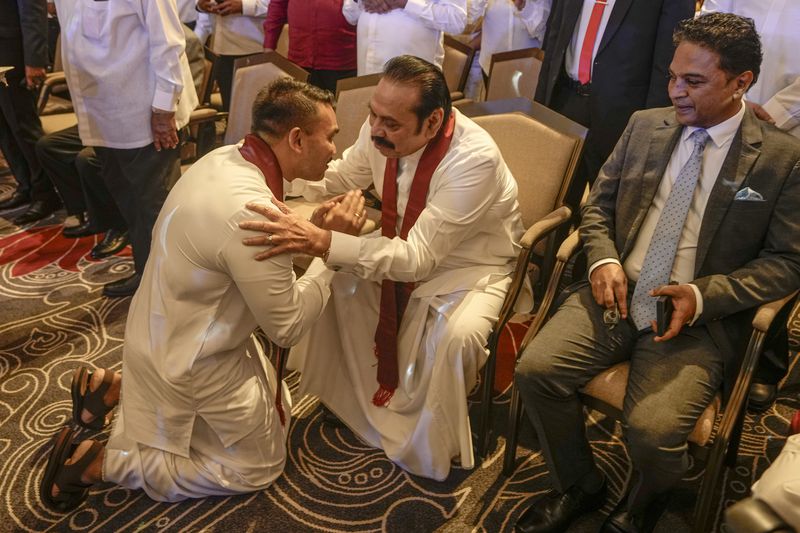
[{"left": 578, "top": 0, "right": 608, "bottom": 85}]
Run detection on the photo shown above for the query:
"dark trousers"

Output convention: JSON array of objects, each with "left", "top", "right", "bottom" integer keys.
[
  {"left": 215, "top": 54, "right": 251, "bottom": 112},
  {"left": 0, "top": 38, "right": 55, "bottom": 202},
  {"left": 94, "top": 144, "right": 179, "bottom": 273},
  {"left": 548, "top": 74, "right": 607, "bottom": 217},
  {"left": 755, "top": 295, "right": 799, "bottom": 385},
  {"left": 515, "top": 284, "right": 724, "bottom": 511},
  {"left": 36, "top": 125, "right": 126, "bottom": 231},
  {"left": 307, "top": 68, "right": 357, "bottom": 95}
]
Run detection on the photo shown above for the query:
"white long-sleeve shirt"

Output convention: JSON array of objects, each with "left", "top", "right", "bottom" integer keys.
[
  {"left": 122, "top": 143, "right": 333, "bottom": 457},
  {"left": 55, "top": 0, "right": 198, "bottom": 149},
  {"left": 200, "top": 0, "right": 270, "bottom": 55},
  {"left": 472, "top": 0, "right": 551, "bottom": 74},
  {"left": 342, "top": 0, "right": 467, "bottom": 75},
  {"left": 701, "top": 0, "right": 800, "bottom": 137}
]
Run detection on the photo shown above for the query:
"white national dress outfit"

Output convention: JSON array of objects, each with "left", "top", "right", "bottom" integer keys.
[
  {"left": 103, "top": 143, "right": 334, "bottom": 501},
  {"left": 200, "top": 0, "right": 270, "bottom": 55},
  {"left": 290, "top": 109, "right": 525, "bottom": 480},
  {"left": 342, "top": 0, "right": 467, "bottom": 75}
]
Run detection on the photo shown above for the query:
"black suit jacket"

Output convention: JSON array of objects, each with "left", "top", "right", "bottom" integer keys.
[
  {"left": 535, "top": 0, "right": 694, "bottom": 160},
  {"left": 580, "top": 107, "right": 800, "bottom": 392},
  {"left": 0, "top": 0, "right": 48, "bottom": 69}
]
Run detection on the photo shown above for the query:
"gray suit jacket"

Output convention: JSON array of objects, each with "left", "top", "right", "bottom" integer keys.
[{"left": 580, "top": 106, "right": 800, "bottom": 389}]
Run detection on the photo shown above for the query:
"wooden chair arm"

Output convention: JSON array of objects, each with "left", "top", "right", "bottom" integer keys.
[
  {"left": 556, "top": 229, "right": 581, "bottom": 262},
  {"left": 520, "top": 205, "right": 572, "bottom": 249}
]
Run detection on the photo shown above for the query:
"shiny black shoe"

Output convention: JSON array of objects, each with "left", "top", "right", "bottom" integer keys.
[
  {"left": 63, "top": 217, "right": 99, "bottom": 238},
  {"left": 0, "top": 190, "right": 31, "bottom": 211},
  {"left": 600, "top": 492, "right": 670, "bottom": 533},
  {"left": 90, "top": 229, "right": 129, "bottom": 260},
  {"left": 748, "top": 382, "right": 777, "bottom": 412},
  {"left": 102, "top": 273, "right": 141, "bottom": 298},
  {"left": 13, "top": 198, "right": 62, "bottom": 224},
  {"left": 515, "top": 476, "right": 607, "bottom": 533}
]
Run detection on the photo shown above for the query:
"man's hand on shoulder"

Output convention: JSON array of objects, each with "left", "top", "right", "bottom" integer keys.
[
  {"left": 590, "top": 262, "right": 629, "bottom": 318},
  {"left": 240, "top": 199, "right": 332, "bottom": 260},
  {"left": 650, "top": 284, "right": 696, "bottom": 343},
  {"left": 746, "top": 100, "right": 775, "bottom": 124}
]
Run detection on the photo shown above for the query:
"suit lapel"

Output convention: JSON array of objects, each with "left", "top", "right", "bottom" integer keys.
[
  {"left": 694, "top": 110, "right": 763, "bottom": 275},
  {"left": 597, "top": 0, "right": 634, "bottom": 55},
  {"left": 621, "top": 115, "right": 682, "bottom": 259}
]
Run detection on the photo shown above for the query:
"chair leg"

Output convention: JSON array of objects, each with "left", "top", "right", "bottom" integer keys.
[
  {"left": 476, "top": 346, "right": 497, "bottom": 459},
  {"left": 726, "top": 408, "right": 746, "bottom": 468},
  {"left": 503, "top": 383, "right": 524, "bottom": 476}
]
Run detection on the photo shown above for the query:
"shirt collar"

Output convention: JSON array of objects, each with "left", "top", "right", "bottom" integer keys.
[{"left": 682, "top": 99, "right": 745, "bottom": 149}]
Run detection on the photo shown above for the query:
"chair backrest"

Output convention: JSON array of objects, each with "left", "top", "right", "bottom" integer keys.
[
  {"left": 485, "top": 48, "right": 543, "bottom": 102},
  {"left": 53, "top": 34, "right": 63, "bottom": 72},
  {"left": 442, "top": 35, "right": 475, "bottom": 100},
  {"left": 333, "top": 73, "right": 382, "bottom": 157},
  {"left": 224, "top": 51, "right": 308, "bottom": 145},
  {"left": 276, "top": 23, "right": 290, "bottom": 58},
  {"left": 472, "top": 110, "right": 585, "bottom": 229}
]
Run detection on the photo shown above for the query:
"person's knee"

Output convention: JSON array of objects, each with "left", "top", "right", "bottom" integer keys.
[
  {"left": 34, "top": 134, "right": 54, "bottom": 161},
  {"left": 625, "top": 409, "right": 687, "bottom": 467},
  {"left": 514, "top": 338, "right": 566, "bottom": 399}
]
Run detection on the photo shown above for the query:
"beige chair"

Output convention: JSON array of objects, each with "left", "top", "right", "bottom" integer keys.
[
  {"left": 501, "top": 227, "right": 799, "bottom": 533},
  {"left": 470, "top": 110, "right": 588, "bottom": 457},
  {"left": 484, "top": 48, "right": 543, "bottom": 102},
  {"left": 333, "top": 73, "right": 381, "bottom": 157},
  {"left": 442, "top": 35, "right": 476, "bottom": 103},
  {"left": 223, "top": 51, "right": 308, "bottom": 145}
]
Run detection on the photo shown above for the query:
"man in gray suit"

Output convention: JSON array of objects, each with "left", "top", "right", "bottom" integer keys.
[{"left": 514, "top": 13, "right": 800, "bottom": 533}]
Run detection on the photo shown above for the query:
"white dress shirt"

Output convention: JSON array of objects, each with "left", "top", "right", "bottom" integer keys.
[
  {"left": 122, "top": 143, "right": 333, "bottom": 457},
  {"left": 701, "top": 0, "right": 800, "bottom": 137},
  {"left": 176, "top": 0, "right": 198, "bottom": 24},
  {"left": 474, "top": 0, "right": 552, "bottom": 74},
  {"left": 590, "top": 101, "right": 746, "bottom": 320},
  {"left": 55, "top": 0, "right": 198, "bottom": 149},
  {"left": 565, "top": 0, "right": 617, "bottom": 81},
  {"left": 342, "top": 0, "right": 467, "bottom": 75},
  {"left": 200, "top": 0, "right": 270, "bottom": 55}
]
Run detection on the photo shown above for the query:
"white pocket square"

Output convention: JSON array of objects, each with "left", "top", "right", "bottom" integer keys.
[{"left": 734, "top": 187, "right": 765, "bottom": 201}]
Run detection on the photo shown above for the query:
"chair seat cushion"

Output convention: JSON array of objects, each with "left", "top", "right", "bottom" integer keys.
[{"left": 580, "top": 362, "right": 719, "bottom": 446}]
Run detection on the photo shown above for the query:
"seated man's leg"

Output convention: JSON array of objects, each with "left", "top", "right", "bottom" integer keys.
[
  {"left": 750, "top": 434, "right": 800, "bottom": 527},
  {"left": 620, "top": 326, "right": 724, "bottom": 515},
  {"left": 35, "top": 125, "right": 87, "bottom": 219},
  {"left": 516, "top": 284, "right": 637, "bottom": 493}
]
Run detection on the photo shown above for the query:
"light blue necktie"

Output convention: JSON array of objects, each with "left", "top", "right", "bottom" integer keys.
[{"left": 630, "top": 129, "right": 710, "bottom": 331}]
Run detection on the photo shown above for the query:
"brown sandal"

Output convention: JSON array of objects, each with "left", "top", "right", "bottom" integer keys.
[
  {"left": 71, "top": 367, "right": 116, "bottom": 430},
  {"left": 40, "top": 426, "right": 102, "bottom": 512}
]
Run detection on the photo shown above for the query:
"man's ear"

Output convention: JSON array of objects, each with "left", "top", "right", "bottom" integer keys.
[
  {"left": 287, "top": 126, "right": 303, "bottom": 153},
  {"left": 423, "top": 108, "right": 444, "bottom": 140},
  {"left": 734, "top": 70, "right": 754, "bottom": 97}
]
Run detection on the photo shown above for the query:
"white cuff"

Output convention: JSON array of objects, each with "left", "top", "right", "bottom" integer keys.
[
  {"left": 326, "top": 231, "right": 361, "bottom": 270},
  {"left": 241, "top": 0, "right": 256, "bottom": 17},
  {"left": 304, "top": 257, "right": 336, "bottom": 283},
  {"left": 404, "top": 0, "right": 427, "bottom": 18},
  {"left": 152, "top": 87, "right": 179, "bottom": 112},
  {"left": 687, "top": 283, "right": 703, "bottom": 325},
  {"left": 762, "top": 98, "right": 800, "bottom": 131},
  {"left": 587, "top": 258, "right": 621, "bottom": 280}
]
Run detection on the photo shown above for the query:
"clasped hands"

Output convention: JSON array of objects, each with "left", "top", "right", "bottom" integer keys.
[
  {"left": 239, "top": 189, "right": 368, "bottom": 261},
  {"left": 361, "top": 0, "right": 407, "bottom": 14},
  {"left": 590, "top": 262, "right": 696, "bottom": 342},
  {"left": 197, "top": 0, "right": 243, "bottom": 16}
]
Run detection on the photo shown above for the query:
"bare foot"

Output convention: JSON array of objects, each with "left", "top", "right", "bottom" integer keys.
[
  {"left": 79, "top": 368, "right": 121, "bottom": 426},
  {"left": 51, "top": 440, "right": 105, "bottom": 499}
]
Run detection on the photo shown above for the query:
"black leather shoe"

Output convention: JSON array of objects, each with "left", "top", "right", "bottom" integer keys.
[
  {"left": 63, "top": 219, "right": 99, "bottom": 238},
  {"left": 12, "top": 198, "right": 61, "bottom": 224},
  {"left": 600, "top": 492, "right": 670, "bottom": 533},
  {"left": 91, "top": 229, "right": 129, "bottom": 259},
  {"left": 102, "top": 273, "right": 141, "bottom": 298},
  {"left": 0, "top": 191, "right": 31, "bottom": 210},
  {"left": 515, "top": 476, "right": 607, "bottom": 533},
  {"left": 749, "top": 382, "right": 777, "bottom": 412}
]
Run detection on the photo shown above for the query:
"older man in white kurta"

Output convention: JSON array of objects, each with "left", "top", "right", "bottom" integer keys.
[
  {"left": 342, "top": 0, "right": 467, "bottom": 75},
  {"left": 271, "top": 57, "right": 523, "bottom": 481}
]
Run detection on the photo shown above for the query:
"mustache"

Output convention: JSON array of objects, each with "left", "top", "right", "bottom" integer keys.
[{"left": 371, "top": 136, "right": 395, "bottom": 150}]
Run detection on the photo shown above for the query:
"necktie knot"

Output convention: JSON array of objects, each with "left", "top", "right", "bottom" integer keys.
[{"left": 690, "top": 129, "right": 710, "bottom": 151}]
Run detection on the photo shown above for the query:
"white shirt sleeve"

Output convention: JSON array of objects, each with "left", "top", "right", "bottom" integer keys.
[
  {"left": 698, "top": 0, "right": 732, "bottom": 13},
  {"left": 241, "top": 0, "right": 270, "bottom": 17},
  {"left": 221, "top": 215, "right": 334, "bottom": 348},
  {"left": 144, "top": 0, "right": 187, "bottom": 112},
  {"left": 762, "top": 76, "right": 800, "bottom": 132},
  {"left": 466, "top": 0, "right": 488, "bottom": 28},
  {"left": 342, "top": 0, "right": 362, "bottom": 25},
  {"left": 326, "top": 152, "right": 502, "bottom": 282},
  {"left": 515, "top": 0, "right": 551, "bottom": 42},
  {"left": 404, "top": 0, "right": 468, "bottom": 35}
]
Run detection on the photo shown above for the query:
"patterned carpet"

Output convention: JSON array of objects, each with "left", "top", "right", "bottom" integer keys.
[{"left": 1, "top": 173, "right": 799, "bottom": 533}]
